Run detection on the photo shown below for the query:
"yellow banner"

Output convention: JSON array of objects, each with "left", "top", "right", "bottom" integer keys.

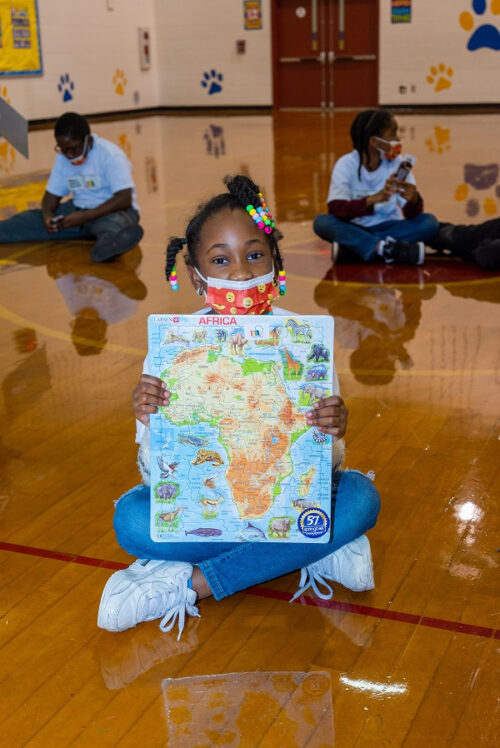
[{"left": 0, "top": 1, "right": 42, "bottom": 75}]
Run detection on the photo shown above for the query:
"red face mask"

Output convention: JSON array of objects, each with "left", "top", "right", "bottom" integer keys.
[{"left": 196, "top": 269, "right": 278, "bottom": 315}]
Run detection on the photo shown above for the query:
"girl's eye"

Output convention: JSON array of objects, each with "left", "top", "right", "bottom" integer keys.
[
  {"left": 212, "top": 257, "right": 229, "bottom": 265},
  {"left": 248, "top": 251, "right": 264, "bottom": 261}
]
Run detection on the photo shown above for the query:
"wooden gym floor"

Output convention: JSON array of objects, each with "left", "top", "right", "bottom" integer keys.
[{"left": 0, "top": 111, "right": 499, "bottom": 746}]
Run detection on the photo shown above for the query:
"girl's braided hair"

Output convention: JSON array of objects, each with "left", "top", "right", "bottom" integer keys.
[
  {"left": 350, "top": 109, "right": 394, "bottom": 179},
  {"left": 165, "top": 175, "right": 285, "bottom": 284}
]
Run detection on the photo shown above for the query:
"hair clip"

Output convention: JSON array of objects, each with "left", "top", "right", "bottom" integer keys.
[
  {"left": 169, "top": 265, "right": 179, "bottom": 291},
  {"left": 246, "top": 191, "right": 276, "bottom": 234},
  {"left": 278, "top": 270, "right": 286, "bottom": 296}
]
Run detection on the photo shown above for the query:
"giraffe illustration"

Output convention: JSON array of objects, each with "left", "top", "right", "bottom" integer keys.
[{"left": 283, "top": 348, "right": 301, "bottom": 377}]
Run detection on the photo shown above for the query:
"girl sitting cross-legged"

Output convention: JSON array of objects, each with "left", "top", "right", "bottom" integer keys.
[
  {"left": 314, "top": 109, "right": 439, "bottom": 266},
  {"left": 97, "top": 175, "right": 381, "bottom": 639}
]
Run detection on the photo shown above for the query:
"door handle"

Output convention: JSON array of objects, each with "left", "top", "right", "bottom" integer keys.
[
  {"left": 278, "top": 57, "right": 322, "bottom": 63},
  {"left": 333, "top": 54, "right": 377, "bottom": 62}
]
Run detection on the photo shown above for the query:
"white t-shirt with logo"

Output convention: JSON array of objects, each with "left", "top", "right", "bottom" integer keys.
[
  {"left": 326, "top": 150, "right": 416, "bottom": 228},
  {"left": 46, "top": 134, "right": 139, "bottom": 211}
]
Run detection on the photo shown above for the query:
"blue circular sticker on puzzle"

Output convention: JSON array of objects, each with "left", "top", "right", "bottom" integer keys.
[{"left": 298, "top": 508, "right": 330, "bottom": 539}]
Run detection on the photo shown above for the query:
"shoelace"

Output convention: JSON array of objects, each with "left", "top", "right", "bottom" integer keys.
[
  {"left": 160, "top": 599, "right": 200, "bottom": 641},
  {"left": 289, "top": 566, "right": 334, "bottom": 603},
  {"left": 136, "top": 583, "right": 199, "bottom": 641}
]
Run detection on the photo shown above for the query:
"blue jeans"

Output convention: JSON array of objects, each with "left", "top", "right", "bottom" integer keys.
[
  {"left": 313, "top": 213, "right": 440, "bottom": 261},
  {"left": 0, "top": 200, "right": 140, "bottom": 244},
  {"left": 113, "top": 470, "right": 380, "bottom": 600}
]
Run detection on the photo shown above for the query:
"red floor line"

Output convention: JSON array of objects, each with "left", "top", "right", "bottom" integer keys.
[{"left": 1, "top": 540, "right": 498, "bottom": 640}]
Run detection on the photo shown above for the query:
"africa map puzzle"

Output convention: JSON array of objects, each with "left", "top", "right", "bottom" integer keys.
[{"left": 148, "top": 313, "right": 336, "bottom": 543}]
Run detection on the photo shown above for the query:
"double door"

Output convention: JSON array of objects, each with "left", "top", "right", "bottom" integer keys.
[{"left": 272, "top": 0, "right": 378, "bottom": 108}]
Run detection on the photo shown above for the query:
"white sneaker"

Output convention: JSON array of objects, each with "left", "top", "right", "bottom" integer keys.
[
  {"left": 97, "top": 559, "right": 200, "bottom": 640},
  {"left": 290, "top": 535, "right": 375, "bottom": 602}
]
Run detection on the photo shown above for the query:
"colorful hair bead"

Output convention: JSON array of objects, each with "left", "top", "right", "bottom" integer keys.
[
  {"left": 246, "top": 190, "right": 277, "bottom": 237},
  {"left": 278, "top": 270, "right": 286, "bottom": 296},
  {"left": 169, "top": 266, "right": 179, "bottom": 291}
]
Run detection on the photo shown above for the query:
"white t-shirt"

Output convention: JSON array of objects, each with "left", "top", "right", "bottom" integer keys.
[
  {"left": 326, "top": 150, "right": 417, "bottom": 228},
  {"left": 46, "top": 134, "right": 139, "bottom": 211}
]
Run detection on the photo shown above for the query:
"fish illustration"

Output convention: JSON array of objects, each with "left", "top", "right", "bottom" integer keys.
[
  {"left": 239, "top": 521, "right": 266, "bottom": 540},
  {"left": 199, "top": 495, "right": 223, "bottom": 508},
  {"left": 185, "top": 528, "right": 222, "bottom": 537},
  {"left": 157, "top": 456, "right": 178, "bottom": 478},
  {"left": 178, "top": 434, "right": 209, "bottom": 447},
  {"left": 203, "top": 475, "right": 217, "bottom": 489}
]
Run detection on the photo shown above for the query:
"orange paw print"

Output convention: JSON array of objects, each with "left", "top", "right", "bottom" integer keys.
[
  {"left": 0, "top": 85, "right": 11, "bottom": 104},
  {"left": 455, "top": 162, "right": 499, "bottom": 217},
  {"left": 113, "top": 69, "right": 127, "bottom": 95},
  {"left": 0, "top": 140, "right": 16, "bottom": 174},
  {"left": 426, "top": 64, "right": 453, "bottom": 92},
  {"left": 425, "top": 126, "right": 451, "bottom": 154},
  {"left": 118, "top": 133, "right": 132, "bottom": 160}
]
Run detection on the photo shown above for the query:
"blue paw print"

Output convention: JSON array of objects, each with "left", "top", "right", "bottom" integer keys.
[
  {"left": 58, "top": 73, "right": 75, "bottom": 102},
  {"left": 201, "top": 70, "right": 223, "bottom": 95},
  {"left": 460, "top": 0, "right": 500, "bottom": 51}
]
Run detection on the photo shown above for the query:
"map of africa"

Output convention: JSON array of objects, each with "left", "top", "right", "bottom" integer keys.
[{"left": 148, "top": 313, "right": 335, "bottom": 543}]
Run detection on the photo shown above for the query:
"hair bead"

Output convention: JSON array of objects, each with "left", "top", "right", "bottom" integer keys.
[
  {"left": 169, "top": 265, "right": 179, "bottom": 291},
  {"left": 278, "top": 270, "right": 286, "bottom": 296},
  {"left": 246, "top": 190, "right": 275, "bottom": 235}
]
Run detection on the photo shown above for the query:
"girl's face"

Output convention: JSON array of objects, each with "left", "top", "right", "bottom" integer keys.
[
  {"left": 371, "top": 116, "right": 400, "bottom": 152},
  {"left": 188, "top": 207, "right": 274, "bottom": 292}
]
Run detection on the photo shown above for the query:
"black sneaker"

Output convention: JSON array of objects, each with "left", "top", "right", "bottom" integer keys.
[
  {"left": 91, "top": 224, "right": 144, "bottom": 263},
  {"left": 382, "top": 238, "right": 425, "bottom": 266}
]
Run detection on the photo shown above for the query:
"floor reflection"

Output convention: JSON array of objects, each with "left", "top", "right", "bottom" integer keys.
[
  {"left": 163, "top": 671, "right": 333, "bottom": 747},
  {"left": 1, "top": 244, "right": 147, "bottom": 356},
  {"left": 314, "top": 266, "right": 436, "bottom": 384}
]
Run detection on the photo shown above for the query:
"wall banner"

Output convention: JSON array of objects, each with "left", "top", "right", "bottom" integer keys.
[
  {"left": 0, "top": 0, "right": 43, "bottom": 76},
  {"left": 391, "top": 0, "right": 411, "bottom": 24},
  {"left": 244, "top": 0, "right": 262, "bottom": 31}
]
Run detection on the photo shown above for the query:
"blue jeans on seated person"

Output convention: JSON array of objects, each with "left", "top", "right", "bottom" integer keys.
[
  {"left": 0, "top": 200, "right": 142, "bottom": 260},
  {"left": 113, "top": 469, "right": 381, "bottom": 600},
  {"left": 313, "top": 213, "right": 440, "bottom": 262}
]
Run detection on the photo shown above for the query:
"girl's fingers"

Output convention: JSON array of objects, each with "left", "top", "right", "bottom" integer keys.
[
  {"left": 140, "top": 375, "right": 166, "bottom": 387},
  {"left": 138, "top": 382, "right": 168, "bottom": 397}
]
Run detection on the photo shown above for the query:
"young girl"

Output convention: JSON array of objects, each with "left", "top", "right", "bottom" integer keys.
[
  {"left": 98, "top": 175, "right": 380, "bottom": 639},
  {"left": 314, "top": 109, "right": 439, "bottom": 265}
]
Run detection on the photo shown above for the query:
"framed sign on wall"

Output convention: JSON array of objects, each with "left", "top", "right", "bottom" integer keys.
[{"left": 0, "top": 0, "right": 43, "bottom": 76}]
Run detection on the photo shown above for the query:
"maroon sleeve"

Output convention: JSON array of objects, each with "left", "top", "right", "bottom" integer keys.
[
  {"left": 327, "top": 197, "right": 374, "bottom": 220},
  {"left": 403, "top": 194, "right": 423, "bottom": 219}
]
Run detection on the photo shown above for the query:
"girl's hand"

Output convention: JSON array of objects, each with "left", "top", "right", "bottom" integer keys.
[
  {"left": 305, "top": 395, "right": 348, "bottom": 439},
  {"left": 396, "top": 181, "right": 419, "bottom": 204},
  {"left": 368, "top": 176, "right": 397, "bottom": 205},
  {"left": 133, "top": 374, "right": 171, "bottom": 426}
]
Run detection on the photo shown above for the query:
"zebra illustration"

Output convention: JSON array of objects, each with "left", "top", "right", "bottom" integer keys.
[{"left": 284, "top": 318, "right": 312, "bottom": 343}]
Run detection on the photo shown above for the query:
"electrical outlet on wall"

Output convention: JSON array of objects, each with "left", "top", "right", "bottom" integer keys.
[
  {"left": 399, "top": 85, "right": 407, "bottom": 94},
  {"left": 411, "top": 85, "right": 416, "bottom": 93}
]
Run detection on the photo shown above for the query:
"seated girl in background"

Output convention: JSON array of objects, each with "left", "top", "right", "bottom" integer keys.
[
  {"left": 314, "top": 109, "right": 439, "bottom": 266},
  {"left": 97, "top": 175, "right": 380, "bottom": 639}
]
